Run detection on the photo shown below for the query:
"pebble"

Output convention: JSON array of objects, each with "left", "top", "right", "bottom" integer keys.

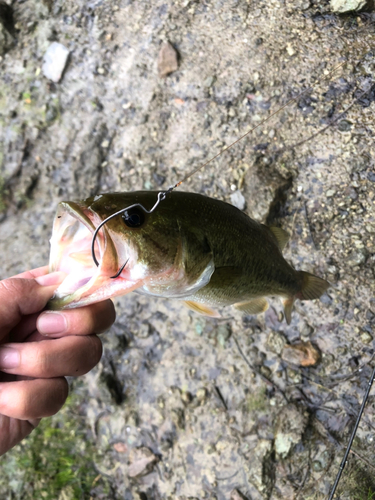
[
  {"left": 128, "top": 447, "right": 158, "bottom": 478},
  {"left": 204, "top": 75, "right": 216, "bottom": 88},
  {"left": 360, "top": 331, "right": 373, "bottom": 344},
  {"left": 42, "top": 42, "right": 69, "bottom": 83},
  {"left": 338, "top": 119, "right": 352, "bottom": 132},
  {"left": 266, "top": 330, "right": 287, "bottom": 355},
  {"left": 274, "top": 404, "right": 308, "bottom": 458},
  {"left": 312, "top": 460, "right": 323, "bottom": 472},
  {"left": 217, "top": 324, "right": 231, "bottom": 347},
  {"left": 286, "top": 44, "right": 296, "bottom": 56},
  {"left": 326, "top": 189, "right": 336, "bottom": 197},
  {"left": 330, "top": 0, "right": 367, "bottom": 12},
  {"left": 230, "top": 489, "right": 248, "bottom": 500},
  {"left": 157, "top": 41, "right": 179, "bottom": 78},
  {"left": 348, "top": 248, "right": 367, "bottom": 266},
  {"left": 230, "top": 190, "right": 246, "bottom": 210},
  {"left": 196, "top": 387, "right": 207, "bottom": 401}
]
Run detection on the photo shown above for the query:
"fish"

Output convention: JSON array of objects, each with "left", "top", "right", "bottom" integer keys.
[{"left": 48, "top": 190, "right": 329, "bottom": 323}]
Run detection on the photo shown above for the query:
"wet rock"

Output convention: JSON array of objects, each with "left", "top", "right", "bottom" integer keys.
[
  {"left": 347, "top": 248, "right": 367, "bottom": 266},
  {"left": 266, "top": 330, "right": 287, "bottom": 355},
  {"left": 281, "top": 341, "right": 320, "bottom": 367},
  {"left": 157, "top": 41, "right": 178, "bottom": 78},
  {"left": 230, "top": 190, "right": 246, "bottom": 210},
  {"left": 128, "top": 447, "right": 158, "bottom": 478},
  {"left": 274, "top": 404, "right": 308, "bottom": 458},
  {"left": 42, "top": 42, "right": 69, "bottom": 82},
  {"left": 330, "top": 0, "right": 367, "bottom": 12}
]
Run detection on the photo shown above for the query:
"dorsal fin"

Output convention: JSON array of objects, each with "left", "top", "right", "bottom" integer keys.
[{"left": 269, "top": 226, "right": 290, "bottom": 251}]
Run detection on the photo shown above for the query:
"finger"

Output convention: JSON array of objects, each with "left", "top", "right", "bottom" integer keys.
[
  {"left": 0, "top": 335, "right": 103, "bottom": 377},
  {"left": 11, "top": 266, "right": 49, "bottom": 280},
  {"left": 7, "top": 313, "right": 39, "bottom": 343},
  {"left": 0, "top": 272, "right": 65, "bottom": 338},
  {"left": 37, "top": 300, "right": 116, "bottom": 337},
  {"left": 0, "top": 378, "right": 68, "bottom": 419},
  {"left": 0, "top": 415, "right": 40, "bottom": 456}
]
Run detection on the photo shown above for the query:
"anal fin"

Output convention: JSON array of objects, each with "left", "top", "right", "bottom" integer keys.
[
  {"left": 234, "top": 297, "right": 269, "bottom": 315},
  {"left": 184, "top": 300, "right": 221, "bottom": 318}
]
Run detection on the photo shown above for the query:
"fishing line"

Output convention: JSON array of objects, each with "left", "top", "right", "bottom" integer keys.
[
  {"left": 328, "top": 363, "right": 375, "bottom": 499},
  {"left": 91, "top": 59, "right": 349, "bottom": 275}
]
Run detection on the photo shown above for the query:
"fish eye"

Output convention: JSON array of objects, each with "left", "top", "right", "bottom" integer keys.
[{"left": 122, "top": 207, "right": 145, "bottom": 228}]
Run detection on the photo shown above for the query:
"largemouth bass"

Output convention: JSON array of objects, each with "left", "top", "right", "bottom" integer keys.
[{"left": 48, "top": 191, "right": 329, "bottom": 323}]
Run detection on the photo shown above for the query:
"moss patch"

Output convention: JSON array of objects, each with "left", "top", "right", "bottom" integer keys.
[{"left": 0, "top": 394, "right": 112, "bottom": 499}]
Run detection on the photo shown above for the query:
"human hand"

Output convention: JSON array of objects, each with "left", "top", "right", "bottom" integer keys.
[{"left": 0, "top": 266, "right": 116, "bottom": 456}]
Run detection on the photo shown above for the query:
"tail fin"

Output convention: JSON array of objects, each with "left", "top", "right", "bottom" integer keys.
[
  {"left": 283, "top": 272, "right": 329, "bottom": 325},
  {"left": 297, "top": 271, "right": 330, "bottom": 300}
]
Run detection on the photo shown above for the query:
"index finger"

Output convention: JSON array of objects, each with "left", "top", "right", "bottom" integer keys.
[{"left": 10, "top": 266, "right": 49, "bottom": 280}]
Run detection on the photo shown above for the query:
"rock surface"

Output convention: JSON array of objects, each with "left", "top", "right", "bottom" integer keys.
[{"left": 330, "top": 0, "right": 367, "bottom": 13}]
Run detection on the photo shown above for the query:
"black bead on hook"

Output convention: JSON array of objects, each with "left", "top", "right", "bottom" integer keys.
[{"left": 90, "top": 188, "right": 173, "bottom": 278}]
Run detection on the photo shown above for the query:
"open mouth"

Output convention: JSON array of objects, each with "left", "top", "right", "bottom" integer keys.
[
  {"left": 48, "top": 201, "right": 123, "bottom": 308},
  {"left": 48, "top": 202, "right": 105, "bottom": 305},
  {"left": 48, "top": 201, "right": 147, "bottom": 310}
]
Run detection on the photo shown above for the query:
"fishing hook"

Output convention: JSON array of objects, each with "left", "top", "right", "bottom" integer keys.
[{"left": 91, "top": 187, "right": 174, "bottom": 278}]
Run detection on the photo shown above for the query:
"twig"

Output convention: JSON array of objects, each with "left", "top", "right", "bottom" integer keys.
[
  {"left": 350, "top": 449, "right": 375, "bottom": 474},
  {"left": 214, "top": 385, "right": 228, "bottom": 410},
  {"left": 303, "top": 201, "right": 318, "bottom": 250},
  {"left": 326, "top": 352, "right": 375, "bottom": 388}
]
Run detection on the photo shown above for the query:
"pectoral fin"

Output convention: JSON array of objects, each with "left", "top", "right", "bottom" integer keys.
[
  {"left": 184, "top": 300, "right": 221, "bottom": 318},
  {"left": 234, "top": 297, "right": 269, "bottom": 315}
]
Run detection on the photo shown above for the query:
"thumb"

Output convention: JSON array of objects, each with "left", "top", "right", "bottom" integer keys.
[{"left": 0, "top": 272, "right": 65, "bottom": 338}]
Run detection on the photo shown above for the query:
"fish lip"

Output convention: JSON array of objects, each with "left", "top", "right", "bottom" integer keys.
[{"left": 48, "top": 201, "right": 121, "bottom": 309}]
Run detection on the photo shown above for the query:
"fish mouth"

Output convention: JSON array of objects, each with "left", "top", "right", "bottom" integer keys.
[{"left": 48, "top": 201, "right": 141, "bottom": 309}]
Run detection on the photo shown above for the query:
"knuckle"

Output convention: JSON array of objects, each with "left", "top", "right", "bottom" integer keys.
[
  {"left": 76, "top": 336, "right": 102, "bottom": 374},
  {"left": 0, "top": 278, "right": 22, "bottom": 296},
  {"left": 16, "top": 393, "right": 32, "bottom": 420},
  {"left": 95, "top": 300, "right": 116, "bottom": 333},
  {"left": 49, "top": 378, "right": 69, "bottom": 414},
  {"left": 87, "top": 335, "right": 103, "bottom": 365}
]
